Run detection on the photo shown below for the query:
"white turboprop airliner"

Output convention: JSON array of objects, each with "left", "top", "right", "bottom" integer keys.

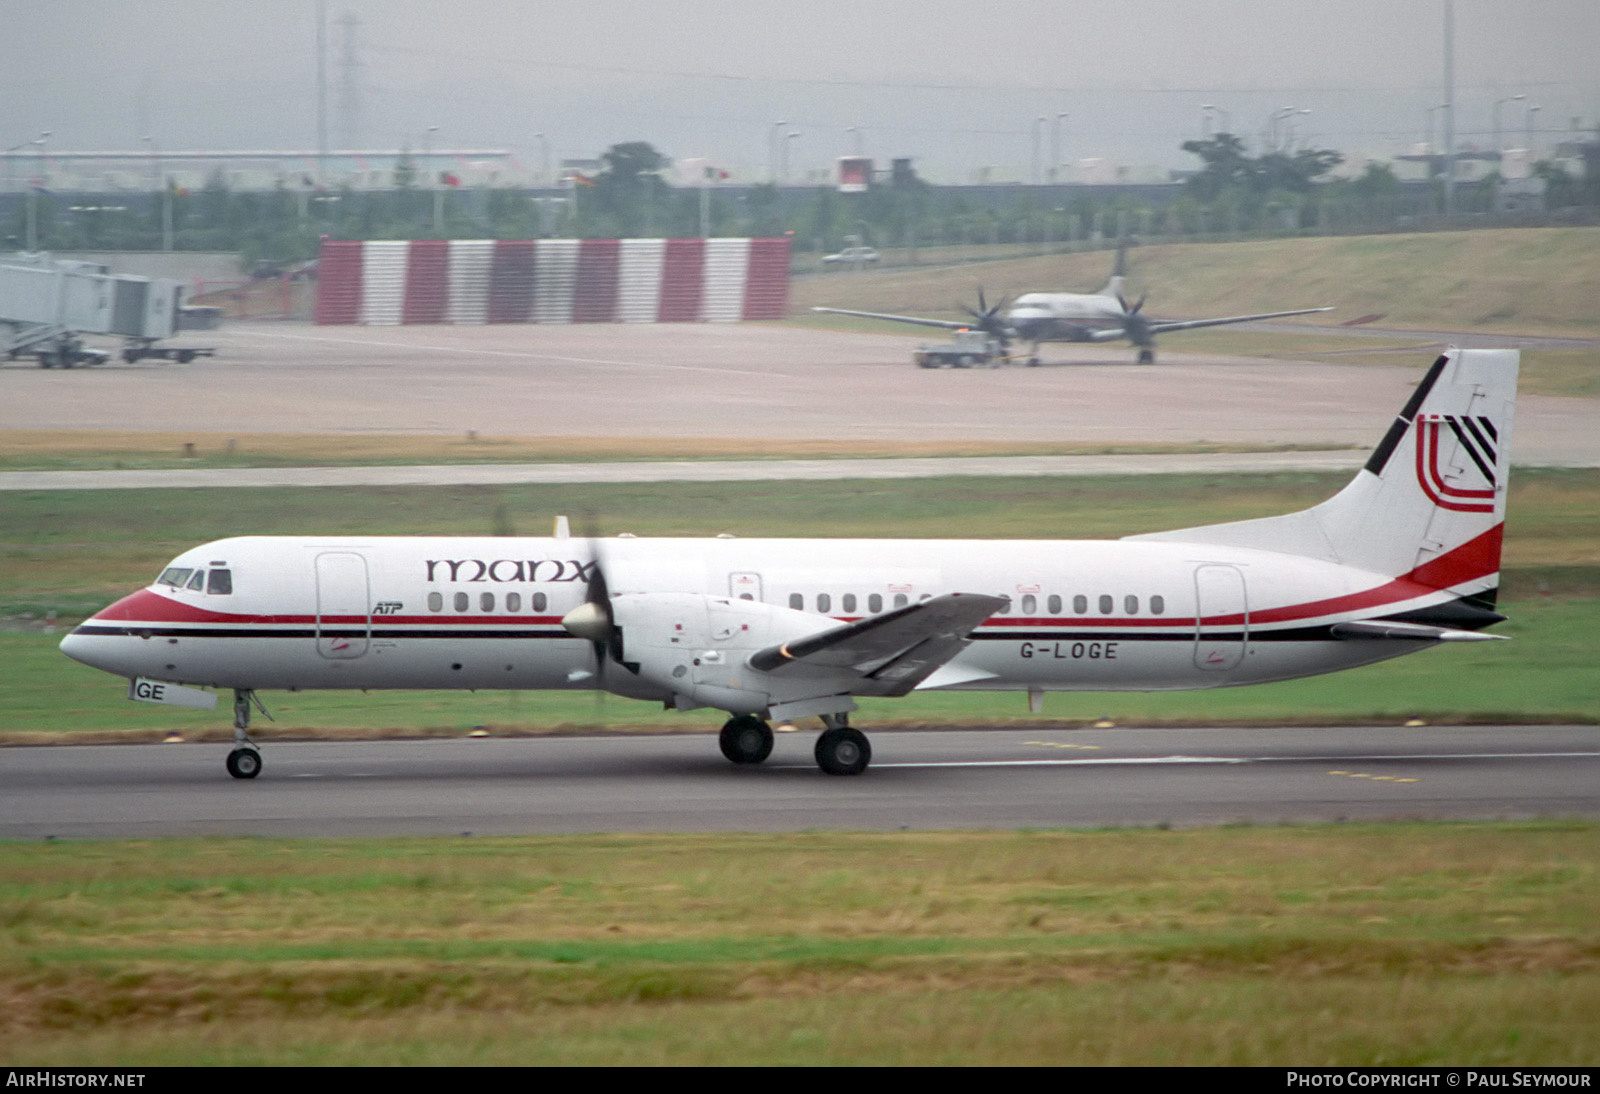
[
  {"left": 62, "top": 349, "right": 1516, "bottom": 780},
  {"left": 814, "top": 244, "right": 1332, "bottom": 363}
]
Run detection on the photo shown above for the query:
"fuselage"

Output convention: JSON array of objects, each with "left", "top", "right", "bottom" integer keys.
[
  {"left": 61, "top": 531, "right": 1473, "bottom": 702},
  {"left": 1007, "top": 290, "right": 1126, "bottom": 343}
]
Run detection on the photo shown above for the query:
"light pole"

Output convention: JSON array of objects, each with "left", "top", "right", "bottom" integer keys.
[
  {"left": 1493, "top": 94, "right": 1525, "bottom": 157},
  {"left": 1201, "top": 104, "right": 1214, "bottom": 138},
  {"left": 424, "top": 125, "right": 442, "bottom": 234},
  {"left": 1269, "top": 107, "right": 1296, "bottom": 152},
  {"left": 1526, "top": 104, "right": 1541, "bottom": 160},
  {"left": 27, "top": 131, "right": 51, "bottom": 251},
  {"left": 782, "top": 130, "right": 800, "bottom": 186},
  {"left": 1031, "top": 116, "right": 1047, "bottom": 184},
  {"left": 1286, "top": 109, "right": 1311, "bottom": 152},
  {"left": 1051, "top": 112, "right": 1068, "bottom": 183},
  {"left": 769, "top": 120, "right": 789, "bottom": 183}
]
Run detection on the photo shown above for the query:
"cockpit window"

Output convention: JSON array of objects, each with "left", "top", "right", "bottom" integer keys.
[
  {"left": 186, "top": 570, "right": 206, "bottom": 591},
  {"left": 207, "top": 568, "right": 233, "bottom": 595},
  {"left": 158, "top": 567, "right": 195, "bottom": 588}
]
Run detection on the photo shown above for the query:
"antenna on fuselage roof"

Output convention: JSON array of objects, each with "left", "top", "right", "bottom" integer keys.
[{"left": 553, "top": 515, "right": 571, "bottom": 539}]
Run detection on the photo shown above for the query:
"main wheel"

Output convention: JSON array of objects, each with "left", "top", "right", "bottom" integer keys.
[
  {"left": 1137, "top": 348, "right": 1155, "bottom": 364},
  {"left": 814, "top": 727, "right": 871, "bottom": 776},
  {"left": 719, "top": 715, "right": 774, "bottom": 765},
  {"left": 226, "top": 747, "right": 262, "bottom": 780}
]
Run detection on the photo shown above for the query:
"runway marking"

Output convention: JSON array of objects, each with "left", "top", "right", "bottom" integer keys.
[
  {"left": 233, "top": 328, "right": 774, "bottom": 378},
  {"left": 777, "top": 750, "right": 1600, "bottom": 772}
]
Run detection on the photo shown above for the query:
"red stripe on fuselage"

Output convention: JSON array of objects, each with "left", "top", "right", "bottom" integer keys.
[{"left": 89, "top": 527, "right": 1500, "bottom": 634}]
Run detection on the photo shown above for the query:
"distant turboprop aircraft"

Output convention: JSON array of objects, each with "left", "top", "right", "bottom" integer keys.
[{"left": 814, "top": 243, "right": 1331, "bottom": 364}]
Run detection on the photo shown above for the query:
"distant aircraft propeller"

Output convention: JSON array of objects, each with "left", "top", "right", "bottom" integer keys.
[
  {"left": 960, "top": 289, "right": 1012, "bottom": 354},
  {"left": 1118, "top": 292, "right": 1156, "bottom": 362}
]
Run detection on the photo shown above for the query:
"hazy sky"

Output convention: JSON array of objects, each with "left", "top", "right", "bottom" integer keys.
[{"left": 4, "top": 1, "right": 1597, "bottom": 182}]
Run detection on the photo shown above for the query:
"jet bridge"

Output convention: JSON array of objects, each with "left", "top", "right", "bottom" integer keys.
[{"left": 1, "top": 256, "right": 207, "bottom": 367}]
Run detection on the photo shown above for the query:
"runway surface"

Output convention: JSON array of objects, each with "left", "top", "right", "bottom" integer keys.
[
  {"left": 4, "top": 725, "right": 1596, "bottom": 838},
  {"left": 4, "top": 322, "right": 1597, "bottom": 468}
]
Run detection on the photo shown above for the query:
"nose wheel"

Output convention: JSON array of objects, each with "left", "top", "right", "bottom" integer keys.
[
  {"left": 226, "top": 689, "right": 266, "bottom": 780},
  {"left": 226, "top": 747, "right": 262, "bottom": 779}
]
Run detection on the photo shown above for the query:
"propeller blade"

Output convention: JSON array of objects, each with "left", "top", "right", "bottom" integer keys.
[{"left": 562, "top": 519, "right": 626, "bottom": 674}]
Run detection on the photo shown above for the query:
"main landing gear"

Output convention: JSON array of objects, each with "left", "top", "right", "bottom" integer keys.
[
  {"left": 719, "top": 714, "right": 774, "bottom": 765},
  {"left": 226, "top": 688, "right": 265, "bottom": 780},
  {"left": 716, "top": 712, "right": 872, "bottom": 776},
  {"left": 815, "top": 715, "right": 871, "bottom": 776}
]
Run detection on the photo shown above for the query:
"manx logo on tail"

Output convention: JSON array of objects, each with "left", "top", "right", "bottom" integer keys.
[{"left": 1415, "top": 413, "right": 1498, "bottom": 513}]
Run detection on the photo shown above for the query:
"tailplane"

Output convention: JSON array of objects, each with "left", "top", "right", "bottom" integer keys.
[{"left": 1128, "top": 349, "right": 1518, "bottom": 609}]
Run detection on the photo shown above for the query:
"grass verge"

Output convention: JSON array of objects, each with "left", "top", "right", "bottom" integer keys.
[{"left": 2, "top": 824, "right": 1596, "bottom": 1064}]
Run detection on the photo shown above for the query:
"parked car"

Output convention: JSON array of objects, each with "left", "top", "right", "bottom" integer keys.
[{"left": 821, "top": 246, "right": 880, "bottom": 267}]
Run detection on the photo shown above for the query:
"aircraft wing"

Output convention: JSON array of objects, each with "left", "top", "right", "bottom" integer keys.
[
  {"left": 811, "top": 306, "right": 973, "bottom": 332},
  {"left": 1146, "top": 307, "right": 1333, "bottom": 335},
  {"left": 749, "top": 592, "right": 1007, "bottom": 696}
]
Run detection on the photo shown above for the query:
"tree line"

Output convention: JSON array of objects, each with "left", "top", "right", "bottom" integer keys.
[{"left": 5, "top": 135, "right": 1593, "bottom": 268}]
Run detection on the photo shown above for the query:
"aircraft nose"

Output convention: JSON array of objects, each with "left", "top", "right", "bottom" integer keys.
[
  {"left": 59, "top": 620, "right": 126, "bottom": 676},
  {"left": 58, "top": 628, "right": 88, "bottom": 664}
]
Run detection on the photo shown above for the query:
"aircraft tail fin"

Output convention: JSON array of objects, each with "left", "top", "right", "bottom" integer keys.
[
  {"left": 1096, "top": 241, "right": 1129, "bottom": 298},
  {"left": 1127, "top": 349, "right": 1518, "bottom": 606}
]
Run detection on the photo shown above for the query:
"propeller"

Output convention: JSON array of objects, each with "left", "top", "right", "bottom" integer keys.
[
  {"left": 960, "top": 289, "right": 1012, "bottom": 354},
  {"left": 561, "top": 521, "right": 626, "bottom": 686},
  {"left": 1117, "top": 292, "right": 1154, "bottom": 353}
]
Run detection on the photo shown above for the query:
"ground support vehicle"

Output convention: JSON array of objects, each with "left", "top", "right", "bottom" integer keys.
[{"left": 913, "top": 330, "right": 1039, "bottom": 368}]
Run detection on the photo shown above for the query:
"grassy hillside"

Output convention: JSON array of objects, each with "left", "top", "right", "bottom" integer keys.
[{"left": 794, "top": 228, "right": 1600, "bottom": 337}]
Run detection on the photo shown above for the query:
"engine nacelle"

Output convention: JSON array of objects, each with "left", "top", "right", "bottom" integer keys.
[{"left": 607, "top": 592, "right": 851, "bottom": 716}]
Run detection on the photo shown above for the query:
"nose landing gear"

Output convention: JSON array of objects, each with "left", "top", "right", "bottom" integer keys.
[{"left": 225, "top": 689, "right": 270, "bottom": 780}]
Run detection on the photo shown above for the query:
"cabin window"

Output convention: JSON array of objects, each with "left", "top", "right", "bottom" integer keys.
[
  {"left": 428, "top": 592, "right": 443, "bottom": 612},
  {"left": 1073, "top": 595, "right": 1088, "bottom": 614},
  {"left": 1098, "top": 595, "right": 1114, "bottom": 615},
  {"left": 817, "top": 593, "right": 831, "bottom": 614},
  {"left": 206, "top": 568, "right": 232, "bottom": 595},
  {"left": 506, "top": 592, "right": 521, "bottom": 612},
  {"left": 893, "top": 594, "right": 908, "bottom": 609},
  {"left": 1125, "top": 595, "right": 1139, "bottom": 615},
  {"left": 158, "top": 567, "right": 194, "bottom": 588},
  {"left": 1047, "top": 594, "right": 1061, "bottom": 615},
  {"left": 842, "top": 593, "right": 857, "bottom": 613},
  {"left": 185, "top": 570, "right": 206, "bottom": 591},
  {"left": 869, "top": 593, "right": 883, "bottom": 613},
  {"left": 1151, "top": 595, "right": 1165, "bottom": 615},
  {"left": 453, "top": 592, "right": 469, "bottom": 612},
  {"left": 790, "top": 593, "right": 803, "bottom": 610},
  {"left": 533, "top": 592, "right": 547, "bottom": 612},
  {"left": 481, "top": 592, "right": 495, "bottom": 612},
  {"left": 1021, "top": 594, "right": 1037, "bottom": 615}
]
